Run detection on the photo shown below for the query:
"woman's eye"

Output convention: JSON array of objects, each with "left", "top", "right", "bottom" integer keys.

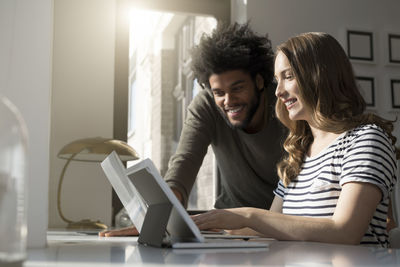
[{"left": 285, "top": 72, "right": 294, "bottom": 79}]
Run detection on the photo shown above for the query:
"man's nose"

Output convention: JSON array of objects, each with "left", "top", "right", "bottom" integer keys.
[{"left": 224, "top": 93, "right": 232, "bottom": 106}]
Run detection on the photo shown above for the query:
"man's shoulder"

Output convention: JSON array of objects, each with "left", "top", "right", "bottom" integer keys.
[
  {"left": 190, "top": 89, "right": 214, "bottom": 108},
  {"left": 188, "top": 89, "right": 219, "bottom": 119}
]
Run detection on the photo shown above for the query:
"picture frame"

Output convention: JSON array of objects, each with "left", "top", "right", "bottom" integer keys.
[
  {"left": 356, "top": 76, "right": 375, "bottom": 107},
  {"left": 391, "top": 79, "right": 400, "bottom": 109},
  {"left": 346, "top": 30, "right": 374, "bottom": 62},
  {"left": 388, "top": 34, "right": 400, "bottom": 64}
]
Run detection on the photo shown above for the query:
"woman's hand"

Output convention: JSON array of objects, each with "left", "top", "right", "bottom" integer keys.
[{"left": 191, "top": 208, "right": 250, "bottom": 231}]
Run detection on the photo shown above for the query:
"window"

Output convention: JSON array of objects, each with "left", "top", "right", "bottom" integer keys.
[
  {"left": 173, "top": 16, "right": 217, "bottom": 210},
  {"left": 128, "top": 77, "right": 136, "bottom": 136},
  {"left": 113, "top": 0, "right": 229, "bottom": 222}
]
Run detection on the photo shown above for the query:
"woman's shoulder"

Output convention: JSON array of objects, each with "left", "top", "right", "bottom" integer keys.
[
  {"left": 342, "top": 124, "right": 395, "bottom": 152},
  {"left": 346, "top": 124, "right": 388, "bottom": 139}
]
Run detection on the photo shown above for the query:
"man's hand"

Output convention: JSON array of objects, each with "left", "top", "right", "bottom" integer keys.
[
  {"left": 98, "top": 189, "right": 184, "bottom": 237},
  {"left": 172, "top": 188, "right": 183, "bottom": 203},
  {"left": 98, "top": 226, "right": 139, "bottom": 237}
]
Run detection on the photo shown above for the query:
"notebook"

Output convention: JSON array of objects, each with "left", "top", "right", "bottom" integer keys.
[{"left": 101, "top": 151, "right": 269, "bottom": 249}]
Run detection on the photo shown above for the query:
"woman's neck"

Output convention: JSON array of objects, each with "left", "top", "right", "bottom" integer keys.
[{"left": 307, "top": 125, "right": 343, "bottom": 158}]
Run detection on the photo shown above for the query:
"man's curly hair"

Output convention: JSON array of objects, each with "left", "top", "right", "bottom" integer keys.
[{"left": 190, "top": 22, "right": 274, "bottom": 90}]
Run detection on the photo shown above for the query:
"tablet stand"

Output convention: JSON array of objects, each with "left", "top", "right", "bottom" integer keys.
[{"left": 138, "top": 202, "right": 172, "bottom": 247}]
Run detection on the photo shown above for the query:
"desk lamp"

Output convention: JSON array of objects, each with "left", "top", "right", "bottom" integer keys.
[{"left": 57, "top": 137, "right": 139, "bottom": 229}]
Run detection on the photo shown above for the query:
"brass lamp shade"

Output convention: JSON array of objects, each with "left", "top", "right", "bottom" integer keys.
[
  {"left": 58, "top": 137, "right": 139, "bottom": 162},
  {"left": 57, "top": 137, "right": 139, "bottom": 230}
]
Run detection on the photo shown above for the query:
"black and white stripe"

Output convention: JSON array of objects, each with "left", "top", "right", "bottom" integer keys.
[{"left": 274, "top": 124, "right": 397, "bottom": 247}]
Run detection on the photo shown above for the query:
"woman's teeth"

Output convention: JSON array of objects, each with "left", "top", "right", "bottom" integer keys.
[{"left": 285, "top": 99, "right": 297, "bottom": 106}]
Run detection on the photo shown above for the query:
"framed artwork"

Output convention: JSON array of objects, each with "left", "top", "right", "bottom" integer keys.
[
  {"left": 347, "top": 30, "right": 374, "bottom": 62},
  {"left": 388, "top": 34, "right": 400, "bottom": 64},
  {"left": 356, "top": 76, "right": 375, "bottom": 107},
  {"left": 391, "top": 79, "right": 400, "bottom": 109}
]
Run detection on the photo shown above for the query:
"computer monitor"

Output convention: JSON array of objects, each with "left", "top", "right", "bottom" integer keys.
[
  {"left": 102, "top": 151, "right": 268, "bottom": 249},
  {"left": 101, "top": 151, "right": 204, "bottom": 247}
]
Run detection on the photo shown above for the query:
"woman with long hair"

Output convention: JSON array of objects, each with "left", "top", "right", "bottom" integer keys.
[{"left": 192, "top": 32, "right": 398, "bottom": 247}]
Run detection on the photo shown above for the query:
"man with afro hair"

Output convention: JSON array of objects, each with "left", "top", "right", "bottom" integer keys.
[
  {"left": 100, "top": 22, "right": 285, "bottom": 237},
  {"left": 164, "top": 22, "right": 285, "bottom": 210}
]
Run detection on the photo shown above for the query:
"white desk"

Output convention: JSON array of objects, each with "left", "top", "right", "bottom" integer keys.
[{"left": 25, "top": 231, "right": 400, "bottom": 266}]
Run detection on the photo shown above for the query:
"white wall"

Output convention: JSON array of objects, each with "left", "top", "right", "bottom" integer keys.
[
  {"left": 0, "top": 0, "right": 52, "bottom": 247},
  {"left": 233, "top": 0, "right": 400, "bottom": 220},
  {"left": 245, "top": 0, "right": 400, "bottom": 121},
  {"left": 231, "top": 0, "right": 247, "bottom": 24},
  {"left": 49, "top": 0, "right": 116, "bottom": 228}
]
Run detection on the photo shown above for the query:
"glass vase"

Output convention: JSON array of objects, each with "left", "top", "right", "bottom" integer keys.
[{"left": 0, "top": 96, "right": 28, "bottom": 267}]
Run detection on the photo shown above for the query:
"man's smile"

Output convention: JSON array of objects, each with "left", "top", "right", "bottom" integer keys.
[{"left": 225, "top": 105, "right": 245, "bottom": 118}]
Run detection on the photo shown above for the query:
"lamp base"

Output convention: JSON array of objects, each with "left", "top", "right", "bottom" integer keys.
[{"left": 66, "top": 219, "right": 108, "bottom": 230}]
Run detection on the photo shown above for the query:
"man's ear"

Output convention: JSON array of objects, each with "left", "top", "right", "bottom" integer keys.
[{"left": 256, "top": 74, "right": 264, "bottom": 90}]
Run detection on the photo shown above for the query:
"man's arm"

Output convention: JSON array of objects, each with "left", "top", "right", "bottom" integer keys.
[
  {"left": 100, "top": 91, "right": 216, "bottom": 236},
  {"left": 164, "top": 90, "right": 216, "bottom": 207}
]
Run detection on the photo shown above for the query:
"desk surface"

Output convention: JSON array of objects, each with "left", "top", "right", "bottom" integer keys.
[{"left": 24, "top": 231, "right": 400, "bottom": 267}]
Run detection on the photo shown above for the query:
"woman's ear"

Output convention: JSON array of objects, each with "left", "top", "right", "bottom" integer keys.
[{"left": 256, "top": 74, "right": 264, "bottom": 90}]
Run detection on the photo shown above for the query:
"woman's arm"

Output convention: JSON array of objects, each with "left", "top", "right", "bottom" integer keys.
[
  {"left": 387, "top": 199, "right": 397, "bottom": 232},
  {"left": 224, "top": 196, "right": 284, "bottom": 236},
  {"left": 193, "top": 182, "right": 381, "bottom": 245},
  {"left": 269, "top": 196, "right": 283, "bottom": 212}
]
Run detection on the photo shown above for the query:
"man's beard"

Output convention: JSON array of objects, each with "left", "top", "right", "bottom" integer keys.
[{"left": 216, "top": 87, "right": 262, "bottom": 130}]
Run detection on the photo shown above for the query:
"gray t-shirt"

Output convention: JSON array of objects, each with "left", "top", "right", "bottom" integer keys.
[{"left": 165, "top": 88, "right": 285, "bottom": 209}]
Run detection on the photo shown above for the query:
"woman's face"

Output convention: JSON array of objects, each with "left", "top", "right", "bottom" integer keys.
[{"left": 274, "top": 51, "right": 311, "bottom": 122}]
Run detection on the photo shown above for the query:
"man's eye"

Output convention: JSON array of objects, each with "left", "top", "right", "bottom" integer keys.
[
  {"left": 232, "top": 86, "right": 243, "bottom": 91},
  {"left": 213, "top": 91, "right": 224, "bottom": 96}
]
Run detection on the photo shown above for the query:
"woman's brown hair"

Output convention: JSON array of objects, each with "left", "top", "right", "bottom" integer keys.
[{"left": 275, "top": 32, "right": 398, "bottom": 186}]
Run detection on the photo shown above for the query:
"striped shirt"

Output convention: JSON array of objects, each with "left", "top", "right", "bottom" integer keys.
[{"left": 274, "top": 124, "right": 397, "bottom": 247}]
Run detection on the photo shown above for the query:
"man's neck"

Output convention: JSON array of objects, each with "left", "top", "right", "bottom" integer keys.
[{"left": 244, "top": 91, "right": 267, "bottom": 134}]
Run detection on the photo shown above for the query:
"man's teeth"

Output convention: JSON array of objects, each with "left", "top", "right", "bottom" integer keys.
[
  {"left": 227, "top": 107, "right": 242, "bottom": 113},
  {"left": 285, "top": 99, "right": 297, "bottom": 106}
]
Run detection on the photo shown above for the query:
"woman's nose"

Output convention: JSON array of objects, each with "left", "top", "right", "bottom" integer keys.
[{"left": 275, "top": 82, "right": 283, "bottom": 98}]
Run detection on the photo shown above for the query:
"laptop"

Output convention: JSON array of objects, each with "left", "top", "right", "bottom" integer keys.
[{"left": 101, "top": 151, "right": 269, "bottom": 249}]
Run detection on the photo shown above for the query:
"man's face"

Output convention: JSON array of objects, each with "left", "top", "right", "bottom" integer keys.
[{"left": 209, "top": 70, "right": 263, "bottom": 130}]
